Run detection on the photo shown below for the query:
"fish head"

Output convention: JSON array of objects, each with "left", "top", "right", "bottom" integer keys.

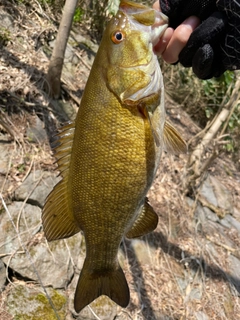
[{"left": 102, "top": 0, "right": 168, "bottom": 105}]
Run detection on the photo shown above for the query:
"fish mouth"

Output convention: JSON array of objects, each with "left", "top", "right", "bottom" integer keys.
[
  {"left": 119, "top": 0, "right": 168, "bottom": 46},
  {"left": 151, "top": 12, "right": 168, "bottom": 46}
]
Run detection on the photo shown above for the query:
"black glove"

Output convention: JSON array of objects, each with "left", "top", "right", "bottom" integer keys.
[{"left": 159, "top": 0, "right": 240, "bottom": 79}]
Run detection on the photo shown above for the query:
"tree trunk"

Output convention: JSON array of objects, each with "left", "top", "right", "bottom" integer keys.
[{"left": 46, "top": 0, "right": 78, "bottom": 99}]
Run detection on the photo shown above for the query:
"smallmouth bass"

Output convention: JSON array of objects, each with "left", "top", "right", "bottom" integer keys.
[{"left": 42, "top": 0, "right": 187, "bottom": 313}]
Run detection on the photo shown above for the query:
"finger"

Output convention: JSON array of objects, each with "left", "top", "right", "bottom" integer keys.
[
  {"left": 162, "top": 16, "right": 200, "bottom": 64},
  {"left": 154, "top": 28, "right": 174, "bottom": 55},
  {"left": 152, "top": 1, "right": 160, "bottom": 11}
]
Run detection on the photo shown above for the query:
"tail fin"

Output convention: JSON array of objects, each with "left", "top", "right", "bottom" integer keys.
[{"left": 74, "top": 262, "right": 130, "bottom": 313}]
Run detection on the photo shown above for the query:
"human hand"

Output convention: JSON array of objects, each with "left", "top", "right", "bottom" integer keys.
[
  {"left": 153, "top": 1, "right": 200, "bottom": 65},
  {"left": 155, "top": 0, "right": 240, "bottom": 79}
]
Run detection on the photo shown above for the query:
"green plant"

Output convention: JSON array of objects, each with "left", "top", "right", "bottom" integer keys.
[
  {"left": 202, "top": 71, "right": 235, "bottom": 119},
  {"left": 0, "top": 27, "right": 11, "bottom": 46},
  {"left": 17, "top": 163, "right": 26, "bottom": 173},
  {"left": 106, "top": 0, "right": 120, "bottom": 15},
  {"left": 73, "top": 7, "right": 84, "bottom": 23}
]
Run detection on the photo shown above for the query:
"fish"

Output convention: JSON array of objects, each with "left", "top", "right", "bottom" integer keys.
[{"left": 42, "top": 0, "right": 187, "bottom": 313}]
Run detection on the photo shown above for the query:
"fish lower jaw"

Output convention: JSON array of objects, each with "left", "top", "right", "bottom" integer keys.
[{"left": 151, "top": 23, "right": 168, "bottom": 46}]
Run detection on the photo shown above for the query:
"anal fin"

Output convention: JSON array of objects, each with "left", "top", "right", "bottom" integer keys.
[{"left": 126, "top": 199, "right": 158, "bottom": 239}]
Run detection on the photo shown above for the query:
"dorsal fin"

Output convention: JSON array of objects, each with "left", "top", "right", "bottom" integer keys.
[
  {"left": 42, "top": 121, "right": 81, "bottom": 241},
  {"left": 163, "top": 121, "right": 187, "bottom": 154},
  {"left": 54, "top": 122, "right": 75, "bottom": 168}
]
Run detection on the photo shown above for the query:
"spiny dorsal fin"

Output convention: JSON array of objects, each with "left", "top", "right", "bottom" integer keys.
[
  {"left": 163, "top": 121, "right": 187, "bottom": 154},
  {"left": 54, "top": 122, "right": 75, "bottom": 169},
  {"left": 42, "top": 121, "right": 81, "bottom": 241}
]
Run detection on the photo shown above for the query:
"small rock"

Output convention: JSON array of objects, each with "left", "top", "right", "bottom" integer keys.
[
  {"left": 80, "top": 296, "right": 118, "bottom": 320},
  {"left": 151, "top": 313, "right": 175, "bottom": 320},
  {"left": 185, "top": 287, "right": 202, "bottom": 301},
  {"left": 57, "top": 100, "right": 76, "bottom": 121},
  {"left": 195, "top": 203, "right": 207, "bottom": 225},
  {"left": 199, "top": 176, "right": 233, "bottom": 215},
  {"left": 220, "top": 214, "right": 240, "bottom": 233},
  {"left": 64, "top": 43, "right": 75, "bottom": 62},
  {"left": 203, "top": 206, "right": 219, "bottom": 223},
  {"left": 14, "top": 170, "right": 60, "bottom": 207},
  {"left": 199, "top": 176, "right": 218, "bottom": 207},
  {"left": 72, "top": 54, "right": 79, "bottom": 66},
  {"left": 0, "top": 201, "right": 41, "bottom": 255},
  {"left": 228, "top": 255, "right": 240, "bottom": 293},
  {"left": 0, "top": 200, "right": 83, "bottom": 288},
  {"left": 131, "top": 238, "right": 155, "bottom": 264},
  {"left": 27, "top": 116, "right": 48, "bottom": 143},
  {"left": 195, "top": 311, "right": 209, "bottom": 320},
  {"left": 0, "top": 143, "right": 12, "bottom": 174},
  {"left": 233, "top": 207, "right": 240, "bottom": 221},
  {"left": 0, "top": 260, "right": 6, "bottom": 291},
  {"left": 186, "top": 197, "right": 194, "bottom": 207},
  {"left": 194, "top": 203, "right": 220, "bottom": 233},
  {"left": 209, "top": 176, "right": 233, "bottom": 214},
  {"left": 48, "top": 100, "right": 75, "bottom": 123},
  {"left": 204, "top": 220, "right": 235, "bottom": 248},
  {"left": 0, "top": 9, "right": 14, "bottom": 31},
  {"left": 7, "top": 284, "right": 67, "bottom": 319},
  {"left": 3, "top": 233, "right": 83, "bottom": 288},
  {"left": 70, "top": 32, "right": 98, "bottom": 54}
]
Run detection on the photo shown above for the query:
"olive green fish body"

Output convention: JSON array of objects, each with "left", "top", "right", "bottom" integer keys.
[
  {"left": 42, "top": 0, "right": 186, "bottom": 313},
  {"left": 70, "top": 52, "right": 159, "bottom": 310},
  {"left": 70, "top": 3, "right": 165, "bottom": 277},
  {"left": 71, "top": 71, "right": 158, "bottom": 237}
]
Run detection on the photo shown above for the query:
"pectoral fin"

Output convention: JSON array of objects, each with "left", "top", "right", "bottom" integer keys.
[
  {"left": 163, "top": 121, "right": 187, "bottom": 154},
  {"left": 126, "top": 200, "right": 158, "bottom": 239}
]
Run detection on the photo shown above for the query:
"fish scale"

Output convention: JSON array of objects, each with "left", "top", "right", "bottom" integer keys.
[{"left": 42, "top": 0, "right": 187, "bottom": 313}]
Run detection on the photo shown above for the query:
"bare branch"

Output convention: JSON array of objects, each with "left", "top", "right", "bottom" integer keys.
[{"left": 186, "top": 72, "right": 240, "bottom": 186}]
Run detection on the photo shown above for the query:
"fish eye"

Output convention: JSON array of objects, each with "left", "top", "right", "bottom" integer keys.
[{"left": 111, "top": 31, "right": 125, "bottom": 44}]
